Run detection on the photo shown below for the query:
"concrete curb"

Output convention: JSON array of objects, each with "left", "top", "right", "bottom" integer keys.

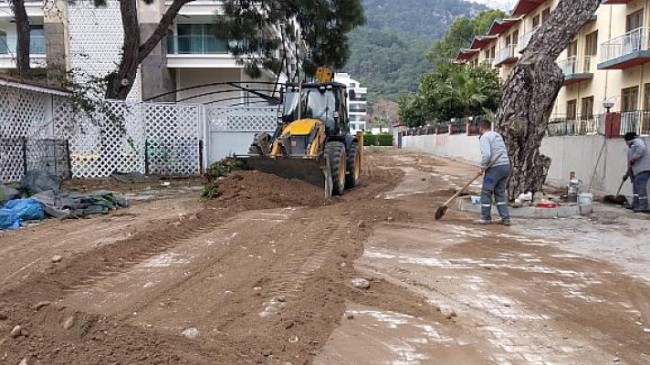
[{"left": 458, "top": 199, "right": 593, "bottom": 218}]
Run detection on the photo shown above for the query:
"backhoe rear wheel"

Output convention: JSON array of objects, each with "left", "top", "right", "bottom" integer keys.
[
  {"left": 325, "top": 141, "right": 346, "bottom": 196},
  {"left": 345, "top": 141, "right": 361, "bottom": 188}
]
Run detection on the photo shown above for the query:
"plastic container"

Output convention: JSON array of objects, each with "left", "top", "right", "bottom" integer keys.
[
  {"left": 578, "top": 193, "right": 593, "bottom": 205},
  {"left": 471, "top": 196, "right": 481, "bottom": 205}
]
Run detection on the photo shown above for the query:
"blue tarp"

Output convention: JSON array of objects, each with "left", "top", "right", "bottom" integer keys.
[
  {"left": 0, "top": 209, "right": 20, "bottom": 230},
  {"left": 4, "top": 198, "right": 45, "bottom": 221}
]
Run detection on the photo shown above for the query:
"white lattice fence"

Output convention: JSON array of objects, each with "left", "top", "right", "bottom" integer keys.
[
  {"left": 55, "top": 101, "right": 147, "bottom": 178},
  {"left": 54, "top": 101, "right": 202, "bottom": 178},
  {"left": 0, "top": 85, "right": 52, "bottom": 182},
  {"left": 144, "top": 103, "right": 201, "bottom": 175},
  {"left": 207, "top": 106, "right": 277, "bottom": 132}
]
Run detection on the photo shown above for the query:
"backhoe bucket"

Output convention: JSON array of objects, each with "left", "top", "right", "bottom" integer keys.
[{"left": 245, "top": 155, "right": 333, "bottom": 199}]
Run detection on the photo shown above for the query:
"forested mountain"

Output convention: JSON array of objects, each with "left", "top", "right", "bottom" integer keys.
[{"left": 343, "top": 0, "right": 489, "bottom": 103}]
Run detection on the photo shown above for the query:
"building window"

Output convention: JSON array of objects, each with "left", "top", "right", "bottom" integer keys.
[
  {"left": 622, "top": 86, "right": 639, "bottom": 112},
  {"left": 644, "top": 84, "right": 650, "bottom": 111},
  {"left": 532, "top": 15, "right": 540, "bottom": 28},
  {"left": 567, "top": 40, "right": 578, "bottom": 58},
  {"left": 627, "top": 10, "right": 643, "bottom": 32},
  {"left": 176, "top": 24, "right": 227, "bottom": 54},
  {"left": 581, "top": 96, "right": 594, "bottom": 119},
  {"left": 0, "top": 30, "right": 6, "bottom": 55},
  {"left": 512, "top": 30, "right": 519, "bottom": 46},
  {"left": 567, "top": 100, "right": 577, "bottom": 120},
  {"left": 541, "top": 8, "right": 551, "bottom": 23},
  {"left": 349, "top": 83, "right": 356, "bottom": 88},
  {"left": 585, "top": 31, "right": 598, "bottom": 56}
]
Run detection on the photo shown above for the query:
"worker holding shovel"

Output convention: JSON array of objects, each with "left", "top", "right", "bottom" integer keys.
[
  {"left": 475, "top": 118, "right": 512, "bottom": 226},
  {"left": 623, "top": 132, "right": 650, "bottom": 213}
]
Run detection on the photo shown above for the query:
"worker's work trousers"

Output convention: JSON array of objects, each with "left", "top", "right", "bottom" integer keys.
[
  {"left": 481, "top": 164, "right": 511, "bottom": 221},
  {"left": 632, "top": 171, "right": 650, "bottom": 211}
]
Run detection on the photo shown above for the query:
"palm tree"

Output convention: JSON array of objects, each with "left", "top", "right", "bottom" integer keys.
[{"left": 442, "top": 71, "right": 489, "bottom": 118}]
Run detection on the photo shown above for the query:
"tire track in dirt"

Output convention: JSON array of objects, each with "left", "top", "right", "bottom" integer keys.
[
  {"left": 0, "top": 197, "right": 200, "bottom": 290},
  {"left": 1, "top": 150, "right": 438, "bottom": 365}
]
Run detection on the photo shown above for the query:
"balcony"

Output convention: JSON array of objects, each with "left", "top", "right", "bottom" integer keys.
[
  {"left": 0, "top": 35, "right": 46, "bottom": 68},
  {"left": 167, "top": 35, "right": 230, "bottom": 55},
  {"left": 598, "top": 27, "right": 650, "bottom": 70},
  {"left": 494, "top": 44, "right": 518, "bottom": 67},
  {"left": 621, "top": 110, "right": 650, "bottom": 136},
  {"left": 518, "top": 27, "right": 538, "bottom": 52},
  {"left": 546, "top": 115, "right": 603, "bottom": 136},
  {"left": 165, "top": 35, "right": 242, "bottom": 68},
  {"left": 557, "top": 55, "right": 594, "bottom": 86}
]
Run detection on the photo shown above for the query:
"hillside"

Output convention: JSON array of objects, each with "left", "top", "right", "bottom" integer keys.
[{"left": 343, "top": 0, "right": 489, "bottom": 103}]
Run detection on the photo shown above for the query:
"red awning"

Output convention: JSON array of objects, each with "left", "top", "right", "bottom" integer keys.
[
  {"left": 455, "top": 49, "right": 480, "bottom": 62},
  {"left": 511, "top": 0, "right": 546, "bottom": 16},
  {"left": 486, "top": 18, "right": 522, "bottom": 36},
  {"left": 469, "top": 36, "right": 497, "bottom": 50}
]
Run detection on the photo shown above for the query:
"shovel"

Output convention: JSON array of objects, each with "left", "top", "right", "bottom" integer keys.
[
  {"left": 435, "top": 154, "right": 502, "bottom": 220},
  {"left": 602, "top": 178, "right": 628, "bottom": 205}
]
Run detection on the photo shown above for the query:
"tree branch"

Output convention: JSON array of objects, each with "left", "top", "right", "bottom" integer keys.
[{"left": 137, "top": 0, "right": 195, "bottom": 63}]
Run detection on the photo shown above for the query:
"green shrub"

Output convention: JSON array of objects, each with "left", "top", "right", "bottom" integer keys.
[
  {"left": 201, "top": 182, "right": 221, "bottom": 199},
  {"left": 202, "top": 156, "right": 248, "bottom": 199},
  {"left": 363, "top": 133, "right": 393, "bottom": 146},
  {"left": 204, "top": 156, "right": 248, "bottom": 182}
]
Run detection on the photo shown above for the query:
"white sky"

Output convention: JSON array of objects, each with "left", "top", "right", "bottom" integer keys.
[{"left": 470, "top": 0, "right": 518, "bottom": 11}]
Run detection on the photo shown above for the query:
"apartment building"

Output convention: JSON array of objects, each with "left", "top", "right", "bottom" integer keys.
[
  {"left": 334, "top": 72, "right": 368, "bottom": 134},
  {"left": 455, "top": 0, "right": 650, "bottom": 136},
  {"left": 0, "top": 0, "right": 299, "bottom": 104}
]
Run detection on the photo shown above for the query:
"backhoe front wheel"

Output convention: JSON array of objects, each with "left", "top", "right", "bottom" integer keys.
[
  {"left": 325, "top": 141, "right": 347, "bottom": 196},
  {"left": 345, "top": 141, "right": 361, "bottom": 189}
]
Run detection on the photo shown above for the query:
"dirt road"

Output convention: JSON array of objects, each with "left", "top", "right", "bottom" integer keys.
[{"left": 1, "top": 149, "right": 649, "bottom": 365}]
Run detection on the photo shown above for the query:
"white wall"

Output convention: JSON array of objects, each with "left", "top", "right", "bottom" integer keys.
[
  {"left": 208, "top": 132, "right": 257, "bottom": 163},
  {"left": 402, "top": 134, "right": 482, "bottom": 165},
  {"left": 402, "top": 134, "right": 649, "bottom": 196}
]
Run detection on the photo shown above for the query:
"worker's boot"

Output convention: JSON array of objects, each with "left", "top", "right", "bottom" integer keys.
[{"left": 634, "top": 196, "right": 649, "bottom": 213}]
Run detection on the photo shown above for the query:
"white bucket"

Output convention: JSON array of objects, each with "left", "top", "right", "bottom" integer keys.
[
  {"left": 578, "top": 193, "right": 593, "bottom": 205},
  {"left": 471, "top": 196, "right": 481, "bottom": 205}
]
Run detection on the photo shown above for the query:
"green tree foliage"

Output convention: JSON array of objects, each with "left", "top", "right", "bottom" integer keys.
[
  {"left": 345, "top": 28, "right": 429, "bottom": 101},
  {"left": 399, "top": 62, "right": 501, "bottom": 127},
  {"left": 215, "top": 0, "right": 365, "bottom": 79},
  {"left": 343, "top": 0, "right": 489, "bottom": 102},
  {"left": 427, "top": 9, "right": 507, "bottom": 69}
]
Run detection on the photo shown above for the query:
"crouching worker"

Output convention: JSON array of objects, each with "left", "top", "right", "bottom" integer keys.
[
  {"left": 475, "top": 118, "right": 511, "bottom": 226},
  {"left": 623, "top": 132, "right": 650, "bottom": 213}
]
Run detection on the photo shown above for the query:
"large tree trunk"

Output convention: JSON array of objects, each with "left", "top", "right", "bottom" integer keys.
[
  {"left": 10, "top": 0, "right": 31, "bottom": 76},
  {"left": 106, "top": 0, "right": 140, "bottom": 100},
  {"left": 105, "top": 0, "right": 194, "bottom": 100},
  {"left": 496, "top": 0, "right": 600, "bottom": 200}
]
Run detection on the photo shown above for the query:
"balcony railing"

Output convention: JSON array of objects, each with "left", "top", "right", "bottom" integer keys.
[
  {"left": 167, "top": 35, "right": 229, "bottom": 55},
  {"left": 349, "top": 107, "right": 367, "bottom": 113},
  {"left": 494, "top": 44, "right": 518, "bottom": 66},
  {"left": 557, "top": 55, "right": 595, "bottom": 75},
  {"left": 600, "top": 27, "right": 649, "bottom": 63},
  {"left": 0, "top": 35, "right": 46, "bottom": 55},
  {"left": 547, "top": 115, "right": 603, "bottom": 136},
  {"left": 621, "top": 110, "right": 650, "bottom": 136},
  {"left": 518, "top": 27, "right": 538, "bottom": 52}
]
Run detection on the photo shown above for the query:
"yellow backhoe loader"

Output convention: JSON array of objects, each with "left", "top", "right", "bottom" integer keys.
[{"left": 244, "top": 67, "right": 363, "bottom": 199}]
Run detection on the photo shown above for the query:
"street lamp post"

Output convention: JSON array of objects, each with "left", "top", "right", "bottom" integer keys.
[{"left": 603, "top": 100, "right": 614, "bottom": 114}]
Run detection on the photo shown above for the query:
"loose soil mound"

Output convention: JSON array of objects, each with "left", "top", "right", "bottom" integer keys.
[{"left": 209, "top": 170, "right": 327, "bottom": 210}]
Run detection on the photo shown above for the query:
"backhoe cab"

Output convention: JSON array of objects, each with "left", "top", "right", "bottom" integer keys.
[{"left": 246, "top": 67, "right": 363, "bottom": 199}]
